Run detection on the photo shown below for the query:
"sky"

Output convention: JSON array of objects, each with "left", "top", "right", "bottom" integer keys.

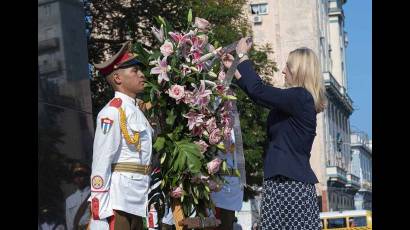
[{"left": 343, "top": 0, "right": 372, "bottom": 139}]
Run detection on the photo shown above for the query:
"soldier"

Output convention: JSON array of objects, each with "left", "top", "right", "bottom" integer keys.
[
  {"left": 211, "top": 129, "right": 244, "bottom": 230},
  {"left": 65, "top": 162, "right": 91, "bottom": 230},
  {"left": 89, "top": 41, "right": 154, "bottom": 230}
]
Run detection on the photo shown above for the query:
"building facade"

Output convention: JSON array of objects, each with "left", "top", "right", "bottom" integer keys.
[
  {"left": 351, "top": 132, "right": 372, "bottom": 210},
  {"left": 245, "top": 0, "right": 358, "bottom": 211},
  {"left": 38, "top": 0, "right": 94, "bottom": 197}
]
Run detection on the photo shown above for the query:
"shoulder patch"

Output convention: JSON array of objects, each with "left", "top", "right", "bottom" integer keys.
[
  {"left": 109, "top": 98, "right": 122, "bottom": 108},
  {"left": 100, "top": 118, "right": 114, "bottom": 134}
]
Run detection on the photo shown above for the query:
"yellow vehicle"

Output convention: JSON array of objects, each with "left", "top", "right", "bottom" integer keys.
[{"left": 320, "top": 210, "right": 372, "bottom": 229}]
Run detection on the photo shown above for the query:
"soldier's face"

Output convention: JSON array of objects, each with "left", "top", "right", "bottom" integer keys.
[{"left": 120, "top": 66, "right": 146, "bottom": 94}]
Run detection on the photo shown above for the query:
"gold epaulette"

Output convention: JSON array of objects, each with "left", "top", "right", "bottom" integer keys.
[{"left": 118, "top": 107, "right": 141, "bottom": 151}]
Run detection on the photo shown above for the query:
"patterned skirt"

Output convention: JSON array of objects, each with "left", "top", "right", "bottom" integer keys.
[{"left": 260, "top": 175, "right": 321, "bottom": 230}]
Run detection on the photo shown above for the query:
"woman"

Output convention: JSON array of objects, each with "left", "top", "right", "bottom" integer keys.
[{"left": 221, "top": 38, "right": 326, "bottom": 230}]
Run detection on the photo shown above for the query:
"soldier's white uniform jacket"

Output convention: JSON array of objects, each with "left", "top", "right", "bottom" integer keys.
[
  {"left": 65, "top": 186, "right": 90, "bottom": 230},
  {"left": 210, "top": 130, "right": 244, "bottom": 211},
  {"left": 88, "top": 92, "right": 153, "bottom": 224}
]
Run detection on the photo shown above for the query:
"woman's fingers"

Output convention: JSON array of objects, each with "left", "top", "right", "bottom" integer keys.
[{"left": 223, "top": 53, "right": 234, "bottom": 60}]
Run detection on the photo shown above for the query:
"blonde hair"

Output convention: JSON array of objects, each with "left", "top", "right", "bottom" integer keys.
[{"left": 286, "top": 47, "right": 327, "bottom": 113}]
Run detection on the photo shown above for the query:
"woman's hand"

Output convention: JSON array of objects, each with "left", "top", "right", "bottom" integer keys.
[
  {"left": 219, "top": 53, "right": 242, "bottom": 80},
  {"left": 236, "top": 37, "right": 252, "bottom": 55},
  {"left": 221, "top": 53, "right": 234, "bottom": 69}
]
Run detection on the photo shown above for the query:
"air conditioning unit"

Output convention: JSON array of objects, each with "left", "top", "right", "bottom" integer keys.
[{"left": 253, "top": 15, "right": 262, "bottom": 24}]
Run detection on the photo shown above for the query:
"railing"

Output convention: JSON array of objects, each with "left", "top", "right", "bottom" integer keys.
[
  {"left": 38, "top": 37, "right": 60, "bottom": 53},
  {"left": 323, "top": 71, "right": 353, "bottom": 113},
  {"left": 346, "top": 173, "right": 360, "bottom": 189},
  {"left": 39, "top": 60, "right": 62, "bottom": 75},
  {"left": 323, "top": 72, "right": 342, "bottom": 93},
  {"left": 344, "top": 92, "right": 353, "bottom": 106},
  {"left": 326, "top": 166, "right": 347, "bottom": 183}
]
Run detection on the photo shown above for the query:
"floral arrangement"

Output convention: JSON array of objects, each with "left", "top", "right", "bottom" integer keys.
[{"left": 135, "top": 10, "right": 237, "bottom": 219}]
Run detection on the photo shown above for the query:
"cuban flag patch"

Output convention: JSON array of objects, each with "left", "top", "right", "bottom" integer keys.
[{"left": 101, "top": 117, "right": 114, "bottom": 134}]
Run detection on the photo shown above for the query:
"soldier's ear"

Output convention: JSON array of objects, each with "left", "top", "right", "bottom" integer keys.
[{"left": 112, "top": 71, "right": 122, "bottom": 85}]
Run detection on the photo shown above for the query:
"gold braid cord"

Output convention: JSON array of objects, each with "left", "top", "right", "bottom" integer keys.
[{"left": 118, "top": 107, "right": 141, "bottom": 151}]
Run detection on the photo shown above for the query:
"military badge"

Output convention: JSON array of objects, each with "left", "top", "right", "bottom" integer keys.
[
  {"left": 92, "top": 175, "right": 104, "bottom": 189},
  {"left": 101, "top": 118, "right": 114, "bottom": 134}
]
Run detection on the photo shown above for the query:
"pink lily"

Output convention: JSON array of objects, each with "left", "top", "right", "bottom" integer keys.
[
  {"left": 151, "top": 25, "right": 164, "bottom": 43},
  {"left": 192, "top": 80, "right": 212, "bottom": 107},
  {"left": 181, "top": 64, "right": 191, "bottom": 76},
  {"left": 183, "top": 111, "right": 205, "bottom": 130},
  {"left": 150, "top": 57, "right": 170, "bottom": 84},
  {"left": 169, "top": 31, "right": 194, "bottom": 47}
]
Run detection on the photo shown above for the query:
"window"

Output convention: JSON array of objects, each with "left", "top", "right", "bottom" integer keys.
[
  {"left": 327, "top": 218, "right": 347, "bottom": 228},
  {"left": 348, "top": 216, "right": 367, "bottom": 227},
  {"left": 250, "top": 3, "right": 268, "bottom": 15},
  {"left": 44, "top": 4, "right": 52, "bottom": 16}
]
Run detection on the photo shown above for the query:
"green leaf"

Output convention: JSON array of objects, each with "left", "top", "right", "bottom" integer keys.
[
  {"left": 153, "top": 137, "right": 166, "bottom": 152},
  {"left": 204, "top": 190, "right": 209, "bottom": 200},
  {"left": 171, "top": 57, "right": 177, "bottom": 69},
  {"left": 187, "top": 9, "right": 192, "bottom": 24},
  {"left": 205, "top": 185, "right": 210, "bottom": 193},
  {"left": 172, "top": 145, "right": 178, "bottom": 156},
  {"left": 193, "top": 186, "right": 199, "bottom": 197},
  {"left": 160, "top": 152, "right": 167, "bottom": 164},
  {"left": 158, "top": 16, "right": 166, "bottom": 26},
  {"left": 149, "top": 88, "right": 155, "bottom": 103},
  {"left": 178, "top": 150, "right": 187, "bottom": 170},
  {"left": 149, "top": 51, "right": 162, "bottom": 61},
  {"left": 167, "top": 132, "right": 175, "bottom": 142},
  {"left": 213, "top": 41, "right": 220, "bottom": 49},
  {"left": 222, "top": 95, "right": 237, "bottom": 100},
  {"left": 175, "top": 140, "right": 202, "bottom": 173},
  {"left": 234, "top": 169, "right": 241, "bottom": 177},
  {"left": 166, "top": 108, "right": 176, "bottom": 126},
  {"left": 208, "top": 71, "right": 217, "bottom": 78},
  {"left": 222, "top": 160, "right": 228, "bottom": 173},
  {"left": 172, "top": 175, "right": 178, "bottom": 186},
  {"left": 216, "top": 143, "right": 225, "bottom": 150}
]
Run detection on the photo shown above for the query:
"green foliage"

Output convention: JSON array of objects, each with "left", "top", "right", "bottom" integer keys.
[{"left": 38, "top": 105, "right": 71, "bottom": 220}]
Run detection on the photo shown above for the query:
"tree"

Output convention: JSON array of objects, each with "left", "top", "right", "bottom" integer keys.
[
  {"left": 38, "top": 84, "right": 71, "bottom": 221},
  {"left": 85, "top": 0, "right": 277, "bottom": 200}
]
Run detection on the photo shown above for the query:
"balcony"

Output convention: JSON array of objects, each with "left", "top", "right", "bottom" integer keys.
[
  {"left": 326, "top": 166, "right": 347, "bottom": 184},
  {"left": 323, "top": 72, "right": 353, "bottom": 115},
  {"left": 350, "top": 132, "right": 372, "bottom": 154},
  {"left": 346, "top": 173, "right": 360, "bottom": 190},
  {"left": 38, "top": 37, "right": 60, "bottom": 54},
  {"left": 39, "top": 60, "right": 62, "bottom": 75},
  {"left": 328, "top": 0, "right": 346, "bottom": 19}
]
